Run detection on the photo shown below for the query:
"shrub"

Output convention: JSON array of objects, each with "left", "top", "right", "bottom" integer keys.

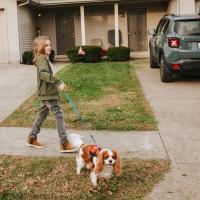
[
  {"left": 22, "top": 50, "right": 55, "bottom": 64},
  {"left": 22, "top": 51, "right": 33, "bottom": 64},
  {"left": 66, "top": 46, "right": 102, "bottom": 63},
  {"left": 107, "top": 47, "right": 130, "bottom": 61}
]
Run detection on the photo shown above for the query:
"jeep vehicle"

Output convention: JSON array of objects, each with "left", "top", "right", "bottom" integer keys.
[{"left": 149, "top": 14, "right": 200, "bottom": 82}]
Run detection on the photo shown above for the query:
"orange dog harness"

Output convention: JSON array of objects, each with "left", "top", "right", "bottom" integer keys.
[
  {"left": 89, "top": 145, "right": 102, "bottom": 157},
  {"left": 82, "top": 145, "right": 102, "bottom": 162}
]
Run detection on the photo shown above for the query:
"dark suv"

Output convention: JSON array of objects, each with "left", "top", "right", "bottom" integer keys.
[{"left": 149, "top": 14, "right": 200, "bottom": 82}]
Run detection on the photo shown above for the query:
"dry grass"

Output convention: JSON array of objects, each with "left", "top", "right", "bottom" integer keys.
[{"left": 0, "top": 155, "right": 170, "bottom": 200}]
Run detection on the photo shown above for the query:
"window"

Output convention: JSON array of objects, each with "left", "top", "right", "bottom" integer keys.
[
  {"left": 155, "top": 19, "right": 165, "bottom": 35},
  {"left": 174, "top": 20, "right": 200, "bottom": 36},
  {"left": 162, "top": 20, "right": 170, "bottom": 34}
]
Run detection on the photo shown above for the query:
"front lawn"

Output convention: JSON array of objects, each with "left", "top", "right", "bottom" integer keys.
[
  {"left": 0, "top": 61, "right": 156, "bottom": 131},
  {"left": 0, "top": 155, "right": 170, "bottom": 200}
]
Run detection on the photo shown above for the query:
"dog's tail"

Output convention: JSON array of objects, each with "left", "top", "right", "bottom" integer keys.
[{"left": 68, "top": 134, "right": 84, "bottom": 149}]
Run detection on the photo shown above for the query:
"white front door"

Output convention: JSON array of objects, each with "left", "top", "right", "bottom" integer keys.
[{"left": 0, "top": 9, "right": 8, "bottom": 63}]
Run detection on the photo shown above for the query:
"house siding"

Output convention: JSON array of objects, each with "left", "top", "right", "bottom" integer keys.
[
  {"left": 180, "top": 0, "right": 195, "bottom": 14},
  {"left": 18, "top": 5, "right": 36, "bottom": 60},
  {"left": 168, "top": 0, "right": 196, "bottom": 15},
  {"left": 0, "top": 0, "right": 20, "bottom": 63},
  {"left": 0, "top": 9, "right": 8, "bottom": 63}
]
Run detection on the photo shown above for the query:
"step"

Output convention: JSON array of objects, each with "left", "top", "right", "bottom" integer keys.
[{"left": 54, "top": 55, "right": 69, "bottom": 62}]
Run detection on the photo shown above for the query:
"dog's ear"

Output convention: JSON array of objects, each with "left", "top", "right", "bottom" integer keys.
[
  {"left": 94, "top": 151, "right": 104, "bottom": 174},
  {"left": 113, "top": 150, "right": 121, "bottom": 176}
]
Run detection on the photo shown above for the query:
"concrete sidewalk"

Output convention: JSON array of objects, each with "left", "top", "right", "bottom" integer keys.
[{"left": 0, "top": 127, "right": 167, "bottom": 159}]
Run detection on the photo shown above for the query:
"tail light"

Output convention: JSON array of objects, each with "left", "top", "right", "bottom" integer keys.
[
  {"left": 168, "top": 38, "right": 180, "bottom": 48},
  {"left": 172, "top": 63, "right": 181, "bottom": 70}
]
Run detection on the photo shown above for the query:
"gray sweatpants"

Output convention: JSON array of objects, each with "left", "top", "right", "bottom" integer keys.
[{"left": 29, "top": 100, "right": 67, "bottom": 144}]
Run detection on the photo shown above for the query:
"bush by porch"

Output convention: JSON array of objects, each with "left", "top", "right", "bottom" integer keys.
[{"left": 66, "top": 46, "right": 130, "bottom": 63}]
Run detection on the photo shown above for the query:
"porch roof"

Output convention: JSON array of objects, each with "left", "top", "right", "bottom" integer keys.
[{"left": 18, "top": 0, "right": 169, "bottom": 7}]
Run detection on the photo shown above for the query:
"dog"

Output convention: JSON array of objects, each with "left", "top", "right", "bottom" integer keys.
[{"left": 76, "top": 143, "right": 121, "bottom": 186}]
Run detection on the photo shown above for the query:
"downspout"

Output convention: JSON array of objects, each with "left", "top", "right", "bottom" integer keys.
[
  {"left": 17, "top": 0, "right": 30, "bottom": 63},
  {"left": 179, "top": 0, "right": 182, "bottom": 15}
]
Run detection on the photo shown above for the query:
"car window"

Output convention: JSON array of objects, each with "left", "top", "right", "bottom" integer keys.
[
  {"left": 162, "top": 20, "right": 170, "bottom": 34},
  {"left": 155, "top": 19, "right": 165, "bottom": 35},
  {"left": 174, "top": 20, "right": 200, "bottom": 36}
]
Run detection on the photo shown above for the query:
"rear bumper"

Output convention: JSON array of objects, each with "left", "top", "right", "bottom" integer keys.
[{"left": 166, "top": 59, "right": 200, "bottom": 74}]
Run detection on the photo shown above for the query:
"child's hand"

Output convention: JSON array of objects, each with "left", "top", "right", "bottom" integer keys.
[{"left": 57, "top": 82, "right": 67, "bottom": 92}]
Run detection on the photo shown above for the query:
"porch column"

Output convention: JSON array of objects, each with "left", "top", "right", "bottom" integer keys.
[
  {"left": 114, "top": 3, "right": 119, "bottom": 47},
  {"left": 80, "top": 5, "right": 86, "bottom": 45}
]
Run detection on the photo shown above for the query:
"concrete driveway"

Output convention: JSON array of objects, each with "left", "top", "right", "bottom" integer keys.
[{"left": 136, "top": 67, "right": 200, "bottom": 200}]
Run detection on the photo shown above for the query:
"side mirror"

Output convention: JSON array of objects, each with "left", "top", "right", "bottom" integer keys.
[{"left": 148, "top": 29, "right": 156, "bottom": 36}]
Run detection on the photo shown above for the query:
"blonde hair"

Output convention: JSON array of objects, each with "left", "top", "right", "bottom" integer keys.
[{"left": 33, "top": 35, "right": 50, "bottom": 65}]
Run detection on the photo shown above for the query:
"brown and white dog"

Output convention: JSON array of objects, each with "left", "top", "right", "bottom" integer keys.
[{"left": 76, "top": 144, "right": 121, "bottom": 186}]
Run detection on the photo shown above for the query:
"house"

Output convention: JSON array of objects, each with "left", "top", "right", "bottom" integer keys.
[{"left": 0, "top": 0, "right": 199, "bottom": 64}]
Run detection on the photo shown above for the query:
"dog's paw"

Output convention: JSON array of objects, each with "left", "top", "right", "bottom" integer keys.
[
  {"left": 77, "top": 170, "right": 81, "bottom": 175},
  {"left": 92, "top": 182, "right": 97, "bottom": 187}
]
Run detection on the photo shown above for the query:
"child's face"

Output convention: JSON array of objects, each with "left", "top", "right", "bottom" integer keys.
[{"left": 45, "top": 39, "right": 52, "bottom": 56}]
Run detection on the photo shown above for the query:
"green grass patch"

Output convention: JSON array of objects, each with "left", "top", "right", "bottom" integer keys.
[
  {"left": 0, "top": 60, "right": 156, "bottom": 131},
  {"left": 0, "top": 155, "right": 170, "bottom": 200}
]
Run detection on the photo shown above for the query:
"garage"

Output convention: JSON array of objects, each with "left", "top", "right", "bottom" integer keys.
[{"left": 0, "top": 9, "right": 8, "bottom": 64}]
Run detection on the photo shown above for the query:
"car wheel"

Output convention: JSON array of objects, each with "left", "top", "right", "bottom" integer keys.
[
  {"left": 160, "top": 55, "right": 173, "bottom": 82},
  {"left": 150, "top": 50, "right": 158, "bottom": 68}
]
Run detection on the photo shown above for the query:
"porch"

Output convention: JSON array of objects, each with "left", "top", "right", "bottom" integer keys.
[{"left": 18, "top": 0, "right": 169, "bottom": 60}]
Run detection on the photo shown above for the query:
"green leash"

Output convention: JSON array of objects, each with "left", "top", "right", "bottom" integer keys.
[
  {"left": 64, "top": 92, "right": 83, "bottom": 122},
  {"left": 64, "top": 92, "right": 96, "bottom": 143}
]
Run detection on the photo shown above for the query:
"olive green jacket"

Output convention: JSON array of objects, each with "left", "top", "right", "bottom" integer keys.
[{"left": 36, "top": 55, "right": 61, "bottom": 100}]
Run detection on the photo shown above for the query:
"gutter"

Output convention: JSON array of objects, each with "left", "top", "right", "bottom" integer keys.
[
  {"left": 17, "top": 0, "right": 40, "bottom": 6},
  {"left": 18, "top": 0, "right": 30, "bottom": 7},
  {"left": 17, "top": 0, "right": 168, "bottom": 7}
]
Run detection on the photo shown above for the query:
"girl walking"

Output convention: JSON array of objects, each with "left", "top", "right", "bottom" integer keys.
[{"left": 26, "top": 35, "right": 78, "bottom": 153}]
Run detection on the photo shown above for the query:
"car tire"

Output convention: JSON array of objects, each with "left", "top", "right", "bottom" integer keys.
[
  {"left": 160, "top": 55, "right": 173, "bottom": 82},
  {"left": 150, "top": 50, "right": 158, "bottom": 68}
]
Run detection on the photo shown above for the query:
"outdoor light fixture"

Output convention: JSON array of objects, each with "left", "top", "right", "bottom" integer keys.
[
  {"left": 38, "top": 13, "right": 42, "bottom": 17},
  {"left": 120, "top": 11, "right": 124, "bottom": 17},
  {"left": 36, "top": 26, "right": 41, "bottom": 36}
]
